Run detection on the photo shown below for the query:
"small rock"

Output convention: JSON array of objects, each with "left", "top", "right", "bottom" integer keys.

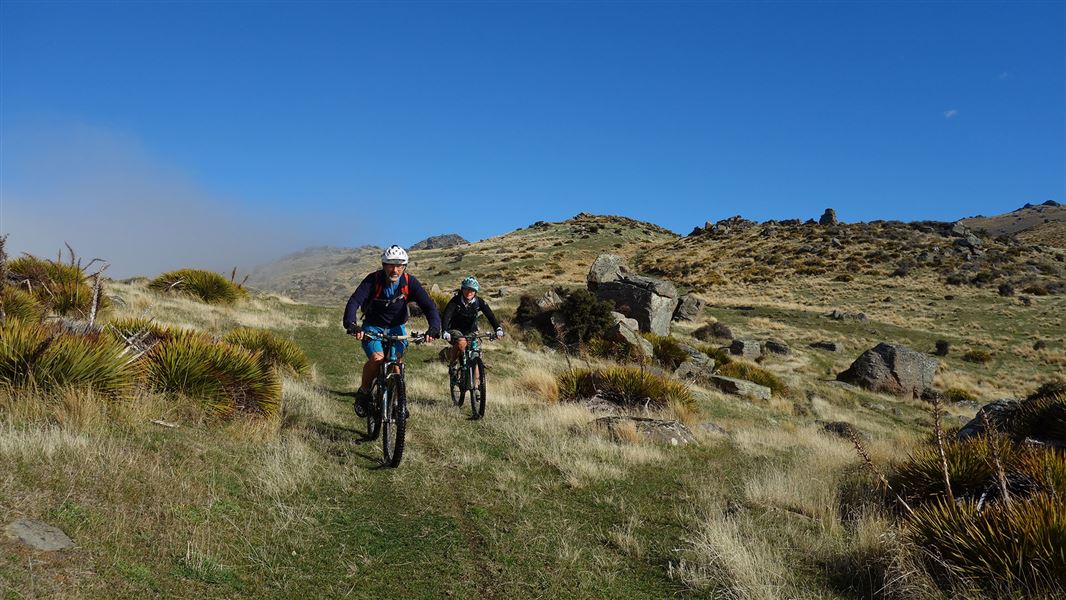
[
  {"left": 729, "top": 339, "right": 762, "bottom": 359},
  {"left": 674, "top": 359, "right": 716, "bottom": 383},
  {"left": 591, "top": 416, "right": 696, "bottom": 446},
  {"left": 810, "top": 340, "right": 843, "bottom": 352},
  {"left": 827, "top": 309, "right": 867, "bottom": 321},
  {"left": 5, "top": 519, "right": 75, "bottom": 551},
  {"left": 819, "top": 420, "right": 866, "bottom": 441},
  {"left": 672, "top": 294, "right": 706, "bottom": 322},
  {"left": 698, "top": 422, "right": 728, "bottom": 435},
  {"left": 763, "top": 339, "right": 790, "bottom": 355},
  {"left": 709, "top": 375, "right": 772, "bottom": 400}
]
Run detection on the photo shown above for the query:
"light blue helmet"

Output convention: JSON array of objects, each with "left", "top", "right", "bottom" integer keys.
[{"left": 461, "top": 276, "right": 480, "bottom": 292}]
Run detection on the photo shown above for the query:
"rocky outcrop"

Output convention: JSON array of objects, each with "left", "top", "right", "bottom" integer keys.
[
  {"left": 410, "top": 234, "right": 468, "bottom": 250},
  {"left": 819, "top": 208, "right": 838, "bottom": 226},
  {"left": 605, "top": 313, "right": 653, "bottom": 357},
  {"left": 587, "top": 254, "right": 679, "bottom": 336},
  {"left": 836, "top": 343, "right": 937, "bottom": 398}
]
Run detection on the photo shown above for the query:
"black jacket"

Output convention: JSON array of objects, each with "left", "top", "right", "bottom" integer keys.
[
  {"left": 343, "top": 271, "right": 442, "bottom": 336},
  {"left": 441, "top": 294, "right": 500, "bottom": 334}
]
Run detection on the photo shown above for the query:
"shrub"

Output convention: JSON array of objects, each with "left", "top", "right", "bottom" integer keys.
[
  {"left": 644, "top": 334, "right": 690, "bottom": 370},
  {"left": 104, "top": 317, "right": 175, "bottom": 346},
  {"left": 833, "top": 273, "right": 854, "bottom": 282},
  {"left": 513, "top": 295, "right": 541, "bottom": 325},
  {"left": 145, "top": 332, "right": 281, "bottom": 418},
  {"left": 429, "top": 290, "right": 453, "bottom": 315},
  {"left": 1010, "top": 393, "right": 1066, "bottom": 443},
  {"left": 697, "top": 344, "right": 733, "bottom": 366},
  {"left": 905, "top": 494, "right": 1066, "bottom": 594},
  {"left": 6, "top": 255, "right": 99, "bottom": 317},
  {"left": 944, "top": 387, "right": 978, "bottom": 404},
  {"left": 557, "top": 366, "right": 694, "bottom": 412},
  {"left": 934, "top": 339, "right": 950, "bottom": 356},
  {"left": 997, "top": 282, "right": 1015, "bottom": 297},
  {"left": 555, "top": 288, "right": 614, "bottom": 346},
  {"left": 149, "top": 269, "right": 247, "bottom": 304},
  {"left": 961, "top": 349, "right": 993, "bottom": 364},
  {"left": 693, "top": 321, "right": 733, "bottom": 341},
  {"left": 717, "top": 360, "right": 788, "bottom": 396},
  {"left": 222, "top": 328, "right": 311, "bottom": 378},
  {"left": 1022, "top": 284, "right": 1050, "bottom": 296},
  {"left": 0, "top": 319, "right": 135, "bottom": 398},
  {"left": 0, "top": 286, "right": 45, "bottom": 322}
]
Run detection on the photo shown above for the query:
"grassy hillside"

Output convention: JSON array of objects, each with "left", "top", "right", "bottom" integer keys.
[
  {"left": 247, "top": 214, "right": 679, "bottom": 303},
  {"left": 960, "top": 201, "right": 1065, "bottom": 248},
  {"left": 4, "top": 269, "right": 1063, "bottom": 597}
]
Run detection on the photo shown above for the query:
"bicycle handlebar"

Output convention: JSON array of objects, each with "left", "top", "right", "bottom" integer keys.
[{"left": 361, "top": 331, "right": 430, "bottom": 344}]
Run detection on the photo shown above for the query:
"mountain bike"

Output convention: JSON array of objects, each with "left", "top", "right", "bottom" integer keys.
[
  {"left": 449, "top": 332, "right": 495, "bottom": 420},
  {"left": 362, "top": 331, "right": 427, "bottom": 468}
]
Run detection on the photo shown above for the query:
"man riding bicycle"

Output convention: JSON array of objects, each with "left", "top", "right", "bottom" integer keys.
[
  {"left": 441, "top": 276, "right": 503, "bottom": 372},
  {"left": 343, "top": 245, "right": 441, "bottom": 417}
]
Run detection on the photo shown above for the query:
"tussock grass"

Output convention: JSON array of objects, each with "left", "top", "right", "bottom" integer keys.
[
  {"left": 429, "top": 290, "right": 453, "bottom": 314},
  {"left": 0, "top": 319, "right": 135, "bottom": 398},
  {"left": 906, "top": 494, "right": 1066, "bottom": 593},
  {"left": 149, "top": 268, "right": 247, "bottom": 305},
  {"left": 0, "top": 285, "right": 45, "bottom": 322},
  {"left": 6, "top": 255, "right": 101, "bottom": 317},
  {"left": 517, "top": 367, "right": 560, "bottom": 402},
  {"left": 643, "top": 333, "right": 690, "bottom": 370},
  {"left": 145, "top": 332, "right": 282, "bottom": 418},
  {"left": 557, "top": 366, "right": 695, "bottom": 412},
  {"left": 222, "top": 328, "right": 311, "bottom": 378}
]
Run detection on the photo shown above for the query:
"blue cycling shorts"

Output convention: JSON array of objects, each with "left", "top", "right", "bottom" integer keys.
[{"left": 361, "top": 324, "right": 408, "bottom": 360}]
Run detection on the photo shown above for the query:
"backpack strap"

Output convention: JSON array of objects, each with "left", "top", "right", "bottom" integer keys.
[{"left": 372, "top": 271, "right": 410, "bottom": 305}]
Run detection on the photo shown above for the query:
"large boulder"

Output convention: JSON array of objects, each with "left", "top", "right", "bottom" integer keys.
[
  {"left": 710, "top": 376, "right": 772, "bottom": 400},
  {"left": 536, "top": 289, "right": 564, "bottom": 311},
  {"left": 587, "top": 254, "right": 679, "bottom": 336},
  {"left": 587, "top": 254, "right": 628, "bottom": 291},
  {"left": 957, "top": 399, "right": 1019, "bottom": 440},
  {"left": 836, "top": 343, "right": 937, "bottom": 398}
]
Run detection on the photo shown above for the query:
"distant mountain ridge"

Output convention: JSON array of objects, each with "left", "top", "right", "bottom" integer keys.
[{"left": 411, "top": 234, "right": 468, "bottom": 250}]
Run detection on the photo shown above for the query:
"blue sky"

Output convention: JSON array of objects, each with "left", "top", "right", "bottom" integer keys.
[{"left": 2, "top": 1, "right": 1063, "bottom": 275}]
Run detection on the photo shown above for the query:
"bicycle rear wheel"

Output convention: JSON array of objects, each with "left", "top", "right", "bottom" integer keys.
[
  {"left": 382, "top": 375, "right": 407, "bottom": 467},
  {"left": 450, "top": 365, "right": 463, "bottom": 407},
  {"left": 471, "top": 358, "right": 486, "bottom": 419}
]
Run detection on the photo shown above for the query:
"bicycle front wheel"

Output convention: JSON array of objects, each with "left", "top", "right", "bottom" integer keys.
[
  {"left": 382, "top": 375, "right": 407, "bottom": 468},
  {"left": 471, "top": 358, "right": 486, "bottom": 420}
]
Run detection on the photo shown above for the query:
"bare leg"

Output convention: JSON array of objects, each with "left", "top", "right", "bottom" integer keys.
[{"left": 361, "top": 353, "right": 384, "bottom": 391}]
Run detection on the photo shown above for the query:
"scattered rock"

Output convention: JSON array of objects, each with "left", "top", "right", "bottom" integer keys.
[
  {"left": 694, "top": 322, "right": 733, "bottom": 341},
  {"left": 729, "top": 339, "right": 762, "bottom": 360},
  {"left": 709, "top": 375, "right": 772, "bottom": 400},
  {"left": 698, "top": 422, "right": 728, "bottom": 435},
  {"left": 809, "top": 341, "right": 843, "bottom": 352},
  {"left": 819, "top": 420, "right": 866, "bottom": 441},
  {"left": 490, "top": 286, "right": 511, "bottom": 298},
  {"left": 672, "top": 294, "right": 705, "bottom": 321},
  {"left": 4, "top": 519, "right": 74, "bottom": 551},
  {"left": 536, "top": 289, "right": 564, "bottom": 311},
  {"left": 819, "top": 208, "right": 838, "bottom": 226},
  {"left": 591, "top": 416, "right": 696, "bottom": 446},
  {"left": 957, "top": 399, "right": 1020, "bottom": 440},
  {"left": 674, "top": 359, "right": 716, "bottom": 383},
  {"left": 763, "top": 339, "right": 790, "bottom": 355},
  {"left": 827, "top": 309, "right": 867, "bottom": 321},
  {"left": 836, "top": 342, "right": 938, "bottom": 399},
  {"left": 605, "top": 320, "right": 654, "bottom": 357}
]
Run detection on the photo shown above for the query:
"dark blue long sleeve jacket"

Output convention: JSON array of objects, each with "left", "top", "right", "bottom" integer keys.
[{"left": 343, "top": 271, "right": 442, "bottom": 336}]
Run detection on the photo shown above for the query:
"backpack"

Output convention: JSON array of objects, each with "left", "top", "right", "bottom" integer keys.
[{"left": 362, "top": 271, "right": 410, "bottom": 313}]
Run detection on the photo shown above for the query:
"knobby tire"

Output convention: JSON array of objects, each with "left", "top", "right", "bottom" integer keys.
[{"left": 382, "top": 375, "right": 407, "bottom": 468}]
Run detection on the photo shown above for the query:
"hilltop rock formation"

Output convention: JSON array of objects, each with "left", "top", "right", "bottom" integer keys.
[
  {"left": 587, "top": 254, "right": 679, "bottom": 336},
  {"left": 836, "top": 343, "right": 937, "bottom": 399},
  {"left": 819, "top": 208, "right": 838, "bottom": 226},
  {"left": 410, "top": 234, "right": 468, "bottom": 251}
]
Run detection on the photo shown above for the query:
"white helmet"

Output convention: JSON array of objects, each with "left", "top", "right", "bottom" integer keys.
[{"left": 381, "top": 245, "right": 409, "bottom": 265}]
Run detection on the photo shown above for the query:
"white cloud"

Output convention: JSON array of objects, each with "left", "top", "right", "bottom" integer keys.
[
  {"left": 943, "top": 109, "right": 959, "bottom": 119},
  {"left": 0, "top": 123, "right": 320, "bottom": 278}
]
